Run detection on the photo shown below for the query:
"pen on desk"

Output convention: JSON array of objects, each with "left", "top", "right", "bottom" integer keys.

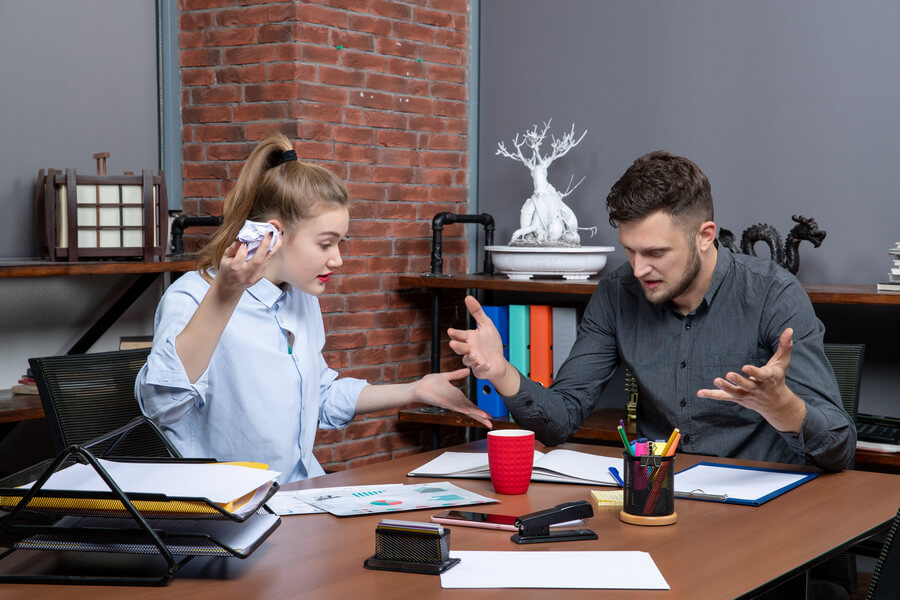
[{"left": 608, "top": 467, "right": 624, "bottom": 487}]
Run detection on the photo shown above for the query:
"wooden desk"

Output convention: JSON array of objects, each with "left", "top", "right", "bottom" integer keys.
[
  {"left": 1, "top": 440, "right": 898, "bottom": 599},
  {"left": 0, "top": 258, "right": 195, "bottom": 354},
  {"left": 398, "top": 407, "right": 900, "bottom": 472}
]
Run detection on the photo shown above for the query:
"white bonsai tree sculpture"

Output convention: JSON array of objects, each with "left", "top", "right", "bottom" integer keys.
[{"left": 496, "top": 119, "right": 593, "bottom": 247}]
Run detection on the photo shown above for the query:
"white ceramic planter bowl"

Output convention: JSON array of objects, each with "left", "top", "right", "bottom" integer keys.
[{"left": 486, "top": 245, "right": 616, "bottom": 280}]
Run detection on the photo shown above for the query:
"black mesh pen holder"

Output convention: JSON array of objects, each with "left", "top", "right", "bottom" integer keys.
[
  {"left": 364, "top": 526, "right": 459, "bottom": 575},
  {"left": 620, "top": 453, "right": 678, "bottom": 526}
]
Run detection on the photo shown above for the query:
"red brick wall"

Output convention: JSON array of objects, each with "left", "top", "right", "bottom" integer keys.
[{"left": 178, "top": 0, "right": 472, "bottom": 471}]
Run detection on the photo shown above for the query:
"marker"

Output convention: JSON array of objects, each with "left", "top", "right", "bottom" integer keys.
[{"left": 634, "top": 437, "right": 649, "bottom": 457}]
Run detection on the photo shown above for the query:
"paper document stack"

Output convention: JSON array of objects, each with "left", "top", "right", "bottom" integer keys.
[{"left": 1, "top": 458, "right": 282, "bottom": 565}]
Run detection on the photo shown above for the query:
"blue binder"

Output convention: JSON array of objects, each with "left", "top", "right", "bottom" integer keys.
[{"left": 476, "top": 305, "right": 509, "bottom": 418}]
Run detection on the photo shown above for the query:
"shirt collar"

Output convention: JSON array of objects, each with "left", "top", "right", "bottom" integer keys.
[
  {"left": 702, "top": 246, "right": 732, "bottom": 307},
  {"left": 245, "top": 277, "right": 287, "bottom": 307},
  {"left": 660, "top": 246, "right": 731, "bottom": 317}
]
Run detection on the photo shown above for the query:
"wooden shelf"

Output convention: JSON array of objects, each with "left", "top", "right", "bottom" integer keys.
[
  {"left": 0, "top": 258, "right": 197, "bottom": 357},
  {"left": 0, "top": 258, "right": 196, "bottom": 278},
  {"left": 398, "top": 274, "right": 900, "bottom": 305},
  {"left": 0, "top": 390, "right": 43, "bottom": 424}
]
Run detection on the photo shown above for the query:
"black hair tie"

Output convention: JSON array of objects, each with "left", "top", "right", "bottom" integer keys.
[{"left": 279, "top": 149, "right": 297, "bottom": 164}]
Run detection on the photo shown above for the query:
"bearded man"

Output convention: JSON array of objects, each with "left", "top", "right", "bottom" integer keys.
[{"left": 449, "top": 151, "right": 855, "bottom": 472}]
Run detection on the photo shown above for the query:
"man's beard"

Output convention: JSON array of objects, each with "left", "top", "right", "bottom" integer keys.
[{"left": 643, "top": 243, "right": 702, "bottom": 305}]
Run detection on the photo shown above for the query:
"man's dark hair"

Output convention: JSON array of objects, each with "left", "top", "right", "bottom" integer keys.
[{"left": 606, "top": 151, "right": 713, "bottom": 231}]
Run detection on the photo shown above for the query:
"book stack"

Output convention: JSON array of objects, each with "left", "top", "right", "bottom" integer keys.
[
  {"left": 10, "top": 368, "right": 37, "bottom": 395},
  {"left": 876, "top": 242, "right": 900, "bottom": 292},
  {"left": 475, "top": 305, "right": 580, "bottom": 418}
]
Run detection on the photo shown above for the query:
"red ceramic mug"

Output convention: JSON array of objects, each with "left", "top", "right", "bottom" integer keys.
[{"left": 487, "top": 429, "right": 535, "bottom": 495}]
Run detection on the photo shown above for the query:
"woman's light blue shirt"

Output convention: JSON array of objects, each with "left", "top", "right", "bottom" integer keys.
[{"left": 136, "top": 271, "right": 368, "bottom": 482}]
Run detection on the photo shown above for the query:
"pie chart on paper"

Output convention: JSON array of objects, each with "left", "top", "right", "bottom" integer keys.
[{"left": 370, "top": 499, "right": 403, "bottom": 506}]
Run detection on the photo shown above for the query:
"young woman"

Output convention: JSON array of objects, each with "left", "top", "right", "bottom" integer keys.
[{"left": 137, "top": 134, "right": 490, "bottom": 482}]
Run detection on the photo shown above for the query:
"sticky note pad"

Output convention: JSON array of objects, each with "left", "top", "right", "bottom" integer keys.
[{"left": 591, "top": 489, "right": 623, "bottom": 508}]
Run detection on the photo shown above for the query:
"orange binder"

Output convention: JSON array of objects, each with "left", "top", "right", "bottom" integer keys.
[{"left": 529, "top": 305, "right": 553, "bottom": 387}]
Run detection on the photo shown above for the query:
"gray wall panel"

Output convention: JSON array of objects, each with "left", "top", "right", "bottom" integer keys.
[
  {"left": 479, "top": 0, "right": 900, "bottom": 285},
  {"left": 0, "top": 0, "right": 159, "bottom": 258}
]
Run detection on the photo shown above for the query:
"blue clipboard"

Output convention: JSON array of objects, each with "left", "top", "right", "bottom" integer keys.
[{"left": 673, "top": 462, "right": 819, "bottom": 506}]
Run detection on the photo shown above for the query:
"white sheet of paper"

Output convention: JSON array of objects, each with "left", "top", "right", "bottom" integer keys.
[
  {"left": 268, "top": 484, "right": 405, "bottom": 515},
  {"left": 266, "top": 492, "right": 323, "bottom": 515},
  {"left": 440, "top": 551, "right": 669, "bottom": 589},
  {"left": 21, "top": 460, "right": 279, "bottom": 504},
  {"left": 302, "top": 481, "right": 496, "bottom": 516},
  {"left": 674, "top": 464, "right": 809, "bottom": 502}
]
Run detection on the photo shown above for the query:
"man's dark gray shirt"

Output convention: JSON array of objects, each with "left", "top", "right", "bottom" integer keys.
[{"left": 503, "top": 250, "right": 856, "bottom": 472}]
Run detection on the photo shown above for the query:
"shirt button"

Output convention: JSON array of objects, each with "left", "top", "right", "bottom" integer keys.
[
  {"left": 683, "top": 434, "right": 691, "bottom": 444},
  {"left": 680, "top": 361, "right": 686, "bottom": 369},
  {"left": 680, "top": 398, "right": 687, "bottom": 408},
  {"left": 685, "top": 321, "right": 692, "bottom": 330}
]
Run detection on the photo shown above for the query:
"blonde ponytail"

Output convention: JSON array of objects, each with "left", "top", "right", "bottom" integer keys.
[{"left": 196, "top": 134, "right": 349, "bottom": 280}]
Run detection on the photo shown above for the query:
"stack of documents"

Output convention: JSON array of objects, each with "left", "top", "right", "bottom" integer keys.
[
  {"left": 15, "top": 459, "right": 279, "bottom": 519},
  {"left": 3, "top": 459, "right": 283, "bottom": 560}
]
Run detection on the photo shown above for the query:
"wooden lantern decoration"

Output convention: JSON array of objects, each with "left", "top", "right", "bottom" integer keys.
[{"left": 36, "top": 153, "right": 168, "bottom": 261}]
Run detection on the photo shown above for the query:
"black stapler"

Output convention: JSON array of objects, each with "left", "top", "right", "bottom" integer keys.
[{"left": 511, "top": 500, "right": 598, "bottom": 544}]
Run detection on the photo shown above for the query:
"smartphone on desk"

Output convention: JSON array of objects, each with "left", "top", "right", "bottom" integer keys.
[{"left": 430, "top": 510, "right": 587, "bottom": 532}]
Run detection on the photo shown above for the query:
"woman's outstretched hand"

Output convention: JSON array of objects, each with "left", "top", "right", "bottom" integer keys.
[{"left": 413, "top": 367, "right": 493, "bottom": 429}]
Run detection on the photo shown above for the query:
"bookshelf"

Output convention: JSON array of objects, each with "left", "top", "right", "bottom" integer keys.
[
  {"left": 398, "top": 275, "right": 900, "bottom": 305},
  {"left": 398, "top": 274, "right": 900, "bottom": 368}
]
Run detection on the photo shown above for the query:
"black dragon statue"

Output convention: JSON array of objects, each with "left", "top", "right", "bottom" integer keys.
[{"left": 718, "top": 215, "right": 826, "bottom": 275}]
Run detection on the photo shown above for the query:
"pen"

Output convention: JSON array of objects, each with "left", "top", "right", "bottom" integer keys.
[
  {"left": 676, "top": 490, "right": 728, "bottom": 502},
  {"left": 608, "top": 467, "right": 624, "bottom": 487}
]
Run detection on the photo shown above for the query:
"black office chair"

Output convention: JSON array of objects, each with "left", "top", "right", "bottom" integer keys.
[
  {"left": 28, "top": 348, "right": 176, "bottom": 458},
  {"left": 809, "top": 343, "right": 866, "bottom": 595},
  {"left": 866, "top": 507, "right": 900, "bottom": 599},
  {"left": 823, "top": 343, "right": 866, "bottom": 424}
]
